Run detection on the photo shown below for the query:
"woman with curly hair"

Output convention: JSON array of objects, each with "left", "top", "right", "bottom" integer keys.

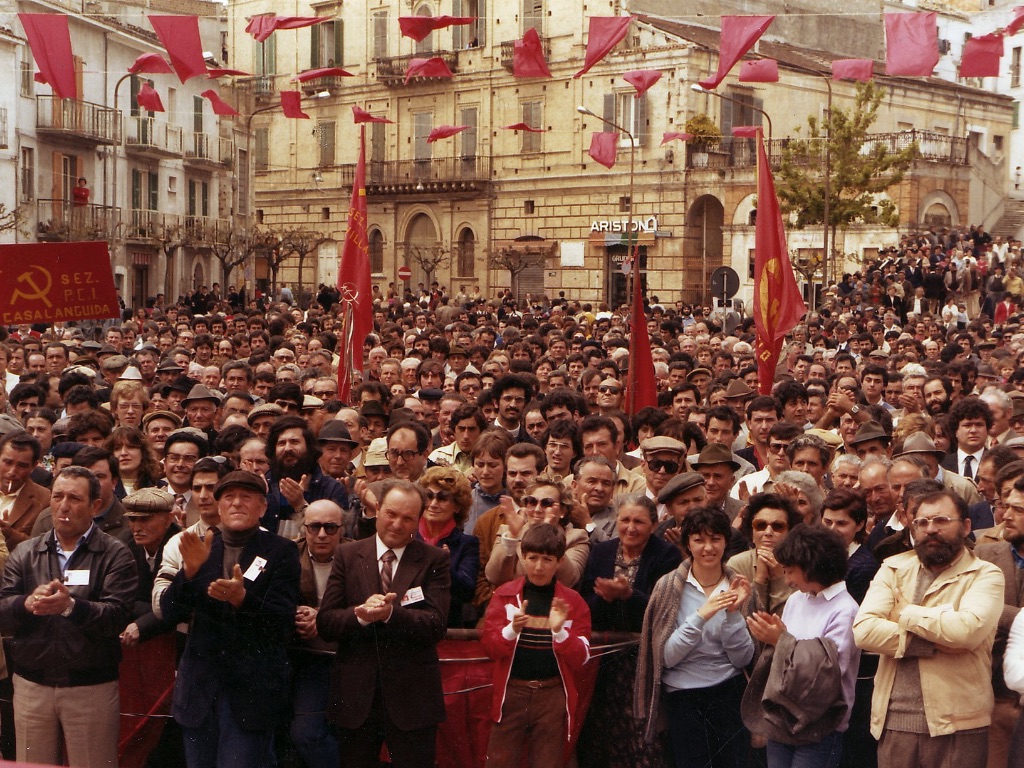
[
  {"left": 417, "top": 466, "right": 480, "bottom": 628},
  {"left": 105, "top": 426, "right": 162, "bottom": 499}
]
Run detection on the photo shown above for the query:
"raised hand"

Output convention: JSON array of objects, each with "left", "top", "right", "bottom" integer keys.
[
  {"left": 279, "top": 475, "right": 309, "bottom": 510},
  {"left": 208, "top": 564, "right": 246, "bottom": 608},
  {"left": 180, "top": 529, "right": 214, "bottom": 579},
  {"left": 726, "top": 575, "right": 751, "bottom": 612},
  {"left": 697, "top": 590, "right": 735, "bottom": 621},
  {"left": 512, "top": 600, "right": 530, "bottom": 634},
  {"left": 746, "top": 611, "right": 786, "bottom": 645},
  {"left": 549, "top": 596, "right": 570, "bottom": 634}
]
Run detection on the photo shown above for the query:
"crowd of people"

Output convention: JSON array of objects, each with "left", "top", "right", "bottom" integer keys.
[{"left": 0, "top": 223, "right": 1020, "bottom": 768}]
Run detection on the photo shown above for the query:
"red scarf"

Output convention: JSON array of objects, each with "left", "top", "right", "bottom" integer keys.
[{"left": 418, "top": 516, "right": 456, "bottom": 547}]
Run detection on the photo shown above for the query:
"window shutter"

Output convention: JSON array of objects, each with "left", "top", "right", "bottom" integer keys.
[
  {"left": 311, "top": 24, "right": 321, "bottom": 68},
  {"left": 266, "top": 35, "right": 276, "bottom": 74},
  {"left": 131, "top": 169, "right": 141, "bottom": 211},
  {"left": 370, "top": 121, "right": 385, "bottom": 163},
  {"left": 753, "top": 97, "right": 764, "bottom": 128},
  {"left": 148, "top": 172, "right": 158, "bottom": 210},
  {"left": 334, "top": 20, "right": 344, "bottom": 65},
  {"left": 603, "top": 93, "right": 615, "bottom": 133},
  {"left": 635, "top": 94, "right": 648, "bottom": 147},
  {"left": 460, "top": 108, "right": 477, "bottom": 158},
  {"left": 374, "top": 13, "right": 388, "bottom": 60},
  {"left": 453, "top": 0, "right": 464, "bottom": 48},
  {"left": 720, "top": 98, "right": 733, "bottom": 137}
]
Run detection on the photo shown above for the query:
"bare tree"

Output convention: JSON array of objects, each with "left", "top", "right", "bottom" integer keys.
[
  {"left": 278, "top": 228, "right": 329, "bottom": 307},
  {"left": 404, "top": 242, "right": 450, "bottom": 288},
  {"left": 154, "top": 218, "right": 188, "bottom": 301},
  {"left": 487, "top": 243, "right": 553, "bottom": 301},
  {"left": 209, "top": 228, "right": 253, "bottom": 291}
]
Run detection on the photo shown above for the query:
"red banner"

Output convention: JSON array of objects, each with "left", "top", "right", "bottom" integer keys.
[{"left": 0, "top": 242, "right": 119, "bottom": 325}]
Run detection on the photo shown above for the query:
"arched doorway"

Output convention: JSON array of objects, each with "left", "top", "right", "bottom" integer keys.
[
  {"left": 923, "top": 202, "right": 952, "bottom": 229},
  {"left": 192, "top": 260, "right": 205, "bottom": 293},
  {"left": 414, "top": 5, "right": 434, "bottom": 53},
  {"left": 405, "top": 213, "right": 438, "bottom": 290},
  {"left": 457, "top": 227, "right": 475, "bottom": 277},
  {"left": 683, "top": 195, "right": 725, "bottom": 304},
  {"left": 369, "top": 228, "right": 384, "bottom": 274}
]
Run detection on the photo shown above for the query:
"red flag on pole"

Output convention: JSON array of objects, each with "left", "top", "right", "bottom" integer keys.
[
  {"left": 623, "top": 70, "right": 662, "bottom": 97},
  {"left": 661, "top": 132, "right": 693, "bottom": 145},
  {"left": 246, "top": 15, "right": 329, "bottom": 43},
  {"left": 884, "top": 13, "right": 939, "bottom": 76},
  {"left": 514, "top": 28, "right": 552, "bottom": 78},
  {"left": 19, "top": 15, "right": 76, "bottom": 100},
  {"left": 959, "top": 33, "right": 1003, "bottom": 78},
  {"left": 588, "top": 132, "right": 618, "bottom": 168},
  {"left": 698, "top": 16, "right": 775, "bottom": 89},
  {"left": 136, "top": 83, "right": 165, "bottom": 112},
  {"left": 628, "top": 256, "right": 657, "bottom": 415},
  {"left": 574, "top": 17, "right": 633, "bottom": 78},
  {"left": 831, "top": 59, "right": 874, "bottom": 81},
  {"left": 753, "top": 128, "right": 806, "bottom": 395},
  {"left": 129, "top": 53, "right": 174, "bottom": 75},
  {"left": 404, "top": 57, "right": 455, "bottom": 84},
  {"left": 399, "top": 16, "right": 474, "bottom": 42},
  {"left": 200, "top": 90, "right": 239, "bottom": 116},
  {"left": 352, "top": 105, "right": 394, "bottom": 124},
  {"left": 280, "top": 91, "right": 309, "bottom": 119},
  {"left": 739, "top": 59, "right": 779, "bottom": 82},
  {"left": 207, "top": 67, "right": 251, "bottom": 77},
  {"left": 149, "top": 15, "right": 207, "bottom": 82},
  {"left": 337, "top": 126, "right": 372, "bottom": 403}
]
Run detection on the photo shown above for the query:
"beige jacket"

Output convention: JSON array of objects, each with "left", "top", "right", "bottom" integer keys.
[{"left": 852, "top": 548, "right": 1004, "bottom": 738}]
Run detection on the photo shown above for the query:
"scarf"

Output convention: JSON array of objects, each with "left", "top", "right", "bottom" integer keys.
[{"left": 418, "top": 517, "right": 456, "bottom": 547}]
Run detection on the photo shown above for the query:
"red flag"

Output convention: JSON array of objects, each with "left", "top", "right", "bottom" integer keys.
[
  {"left": 149, "top": 15, "right": 207, "bottom": 83},
  {"left": 280, "top": 91, "right": 309, "bottom": 119},
  {"left": 292, "top": 67, "right": 354, "bottom": 82},
  {"left": 399, "top": 16, "right": 474, "bottom": 42},
  {"left": 129, "top": 53, "right": 174, "bottom": 75},
  {"left": 959, "top": 33, "right": 1003, "bottom": 78},
  {"left": 200, "top": 90, "right": 239, "bottom": 116},
  {"left": 404, "top": 57, "right": 455, "bottom": 84},
  {"left": 628, "top": 257, "right": 657, "bottom": 415},
  {"left": 1008, "top": 7, "right": 1024, "bottom": 35},
  {"left": 739, "top": 59, "right": 779, "bottom": 82},
  {"left": 337, "top": 126, "right": 372, "bottom": 403},
  {"left": 207, "top": 67, "right": 251, "bottom": 77},
  {"left": 19, "top": 14, "right": 76, "bottom": 100},
  {"left": 246, "top": 15, "right": 329, "bottom": 43},
  {"left": 885, "top": 13, "right": 939, "bottom": 76},
  {"left": 831, "top": 59, "right": 874, "bottom": 81},
  {"left": 574, "top": 17, "right": 633, "bottom": 78},
  {"left": 661, "top": 132, "right": 693, "bottom": 145},
  {"left": 514, "top": 28, "right": 552, "bottom": 78},
  {"left": 136, "top": 83, "right": 164, "bottom": 112},
  {"left": 427, "top": 125, "right": 468, "bottom": 143},
  {"left": 352, "top": 105, "right": 393, "bottom": 124},
  {"left": 753, "top": 128, "right": 806, "bottom": 395},
  {"left": 588, "top": 132, "right": 618, "bottom": 168},
  {"left": 698, "top": 16, "right": 775, "bottom": 90},
  {"left": 623, "top": 69, "right": 662, "bottom": 97},
  {"left": 732, "top": 126, "right": 760, "bottom": 137},
  {"left": 503, "top": 123, "right": 544, "bottom": 132}
]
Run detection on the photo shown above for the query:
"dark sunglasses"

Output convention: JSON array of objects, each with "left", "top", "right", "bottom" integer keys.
[
  {"left": 304, "top": 522, "right": 341, "bottom": 534},
  {"left": 647, "top": 459, "right": 681, "bottom": 474},
  {"left": 598, "top": 385, "right": 622, "bottom": 394},
  {"left": 522, "top": 496, "right": 559, "bottom": 509},
  {"left": 425, "top": 489, "right": 453, "bottom": 502},
  {"left": 752, "top": 520, "right": 787, "bottom": 533}
]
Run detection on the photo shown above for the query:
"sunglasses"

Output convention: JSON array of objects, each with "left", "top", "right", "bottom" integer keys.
[
  {"left": 425, "top": 489, "right": 453, "bottom": 503},
  {"left": 752, "top": 520, "right": 788, "bottom": 533},
  {"left": 304, "top": 522, "right": 341, "bottom": 534},
  {"left": 647, "top": 459, "right": 681, "bottom": 474},
  {"left": 522, "top": 496, "right": 560, "bottom": 509},
  {"left": 768, "top": 442, "right": 790, "bottom": 454},
  {"left": 598, "top": 385, "right": 622, "bottom": 394}
]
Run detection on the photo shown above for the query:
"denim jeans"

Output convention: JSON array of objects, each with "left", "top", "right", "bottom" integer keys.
[
  {"left": 181, "top": 693, "right": 275, "bottom": 768},
  {"left": 290, "top": 653, "right": 338, "bottom": 768},
  {"left": 767, "top": 730, "right": 844, "bottom": 768}
]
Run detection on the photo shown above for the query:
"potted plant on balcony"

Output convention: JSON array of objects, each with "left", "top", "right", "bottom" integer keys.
[{"left": 685, "top": 113, "right": 722, "bottom": 168}]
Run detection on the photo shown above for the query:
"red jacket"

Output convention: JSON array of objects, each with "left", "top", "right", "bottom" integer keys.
[{"left": 481, "top": 578, "right": 591, "bottom": 731}]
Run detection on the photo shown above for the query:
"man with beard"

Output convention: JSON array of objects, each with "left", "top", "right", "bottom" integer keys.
[
  {"left": 491, "top": 374, "right": 535, "bottom": 444},
  {"left": 854, "top": 489, "right": 1003, "bottom": 768},
  {"left": 263, "top": 416, "right": 348, "bottom": 538},
  {"left": 923, "top": 375, "right": 953, "bottom": 417},
  {"left": 976, "top": 475, "right": 1024, "bottom": 768}
]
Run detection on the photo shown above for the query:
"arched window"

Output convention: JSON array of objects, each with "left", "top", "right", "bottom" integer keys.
[
  {"left": 369, "top": 228, "right": 384, "bottom": 274},
  {"left": 457, "top": 228, "right": 475, "bottom": 277},
  {"left": 414, "top": 5, "right": 433, "bottom": 54}
]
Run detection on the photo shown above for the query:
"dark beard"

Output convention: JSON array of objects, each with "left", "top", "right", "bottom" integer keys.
[
  {"left": 914, "top": 535, "right": 962, "bottom": 569},
  {"left": 926, "top": 399, "right": 948, "bottom": 416},
  {"left": 270, "top": 452, "right": 318, "bottom": 481}
]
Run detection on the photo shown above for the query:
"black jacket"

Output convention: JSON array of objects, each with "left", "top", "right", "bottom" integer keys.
[{"left": 119, "top": 522, "right": 181, "bottom": 642}]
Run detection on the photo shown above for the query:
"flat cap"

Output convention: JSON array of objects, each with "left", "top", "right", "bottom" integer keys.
[
  {"left": 101, "top": 355, "right": 130, "bottom": 372},
  {"left": 50, "top": 441, "right": 85, "bottom": 459},
  {"left": 641, "top": 436, "right": 686, "bottom": 455},
  {"left": 302, "top": 395, "right": 324, "bottom": 410},
  {"left": 657, "top": 471, "right": 706, "bottom": 504},
  {"left": 417, "top": 388, "right": 444, "bottom": 402},
  {"left": 247, "top": 403, "right": 285, "bottom": 423},
  {"left": 156, "top": 360, "right": 184, "bottom": 373},
  {"left": 687, "top": 367, "right": 713, "bottom": 381},
  {"left": 142, "top": 410, "right": 182, "bottom": 430},
  {"left": 123, "top": 488, "right": 176, "bottom": 516},
  {"left": 213, "top": 470, "right": 268, "bottom": 500}
]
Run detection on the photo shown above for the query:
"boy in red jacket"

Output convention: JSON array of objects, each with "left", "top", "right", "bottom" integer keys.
[{"left": 481, "top": 523, "right": 592, "bottom": 768}]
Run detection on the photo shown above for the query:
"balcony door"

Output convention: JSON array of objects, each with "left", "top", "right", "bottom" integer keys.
[
  {"left": 50, "top": 151, "right": 78, "bottom": 222},
  {"left": 413, "top": 112, "right": 432, "bottom": 182}
]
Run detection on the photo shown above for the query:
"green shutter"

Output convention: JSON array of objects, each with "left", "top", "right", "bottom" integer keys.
[
  {"left": 311, "top": 24, "right": 320, "bottom": 68},
  {"left": 334, "top": 20, "right": 344, "bottom": 66},
  {"left": 603, "top": 93, "right": 615, "bottom": 133},
  {"left": 148, "top": 172, "right": 158, "bottom": 210},
  {"left": 635, "top": 94, "right": 648, "bottom": 147}
]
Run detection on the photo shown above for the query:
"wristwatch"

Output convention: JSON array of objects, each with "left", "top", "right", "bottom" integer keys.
[
  {"left": 850, "top": 405, "right": 861, "bottom": 415},
  {"left": 61, "top": 598, "right": 75, "bottom": 618}
]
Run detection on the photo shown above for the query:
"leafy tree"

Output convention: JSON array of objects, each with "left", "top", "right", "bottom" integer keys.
[{"left": 775, "top": 81, "right": 918, "bottom": 285}]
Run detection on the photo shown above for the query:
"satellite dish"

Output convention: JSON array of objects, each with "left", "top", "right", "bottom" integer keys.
[{"left": 710, "top": 266, "right": 740, "bottom": 301}]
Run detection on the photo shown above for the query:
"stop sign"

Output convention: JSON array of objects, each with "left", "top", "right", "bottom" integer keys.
[{"left": 398, "top": 266, "right": 412, "bottom": 281}]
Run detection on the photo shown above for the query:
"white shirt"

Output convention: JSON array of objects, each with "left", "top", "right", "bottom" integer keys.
[
  {"left": 375, "top": 534, "right": 408, "bottom": 575},
  {"left": 956, "top": 448, "right": 985, "bottom": 478}
]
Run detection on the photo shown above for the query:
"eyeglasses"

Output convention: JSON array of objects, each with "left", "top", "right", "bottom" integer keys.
[
  {"left": 425, "top": 489, "right": 453, "bottom": 502},
  {"left": 166, "top": 452, "right": 199, "bottom": 465},
  {"left": 752, "top": 520, "right": 788, "bottom": 533},
  {"left": 522, "top": 496, "right": 560, "bottom": 509},
  {"left": 768, "top": 442, "right": 791, "bottom": 454},
  {"left": 910, "top": 515, "right": 961, "bottom": 530},
  {"left": 598, "top": 385, "right": 622, "bottom": 394},
  {"left": 304, "top": 522, "right": 341, "bottom": 534},
  {"left": 386, "top": 449, "right": 420, "bottom": 463},
  {"left": 314, "top": 389, "right": 337, "bottom": 397},
  {"left": 647, "top": 459, "right": 681, "bottom": 474}
]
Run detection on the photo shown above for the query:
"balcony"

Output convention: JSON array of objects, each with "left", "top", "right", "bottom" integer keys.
[
  {"left": 125, "top": 211, "right": 181, "bottom": 242},
  {"left": 336, "top": 156, "right": 491, "bottom": 194},
  {"left": 36, "top": 97, "right": 119, "bottom": 145},
  {"left": 375, "top": 51, "right": 458, "bottom": 85},
  {"left": 236, "top": 75, "right": 279, "bottom": 102},
  {"left": 184, "top": 215, "right": 231, "bottom": 245},
  {"left": 684, "top": 131, "right": 969, "bottom": 170},
  {"left": 184, "top": 133, "right": 229, "bottom": 168},
  {"left": 499, "top": 37, "right": 550, "bottom": 71},
  {"left": 300, "top": 76, "right": 347, "bottom": 96},
  {"left": 36, "top": 199, "right": 118, "bottom": 242},
  {"left": 124, "top": 116, "right": 183, "bottom": 158}
]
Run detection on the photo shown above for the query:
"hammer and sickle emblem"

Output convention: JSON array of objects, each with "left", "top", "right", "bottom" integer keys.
[
  {"left": 11, "top": 266, "right": 53, "bottom": 308},
  {"left": 339, "top": 283, "right": 359, "bottom": 304}
]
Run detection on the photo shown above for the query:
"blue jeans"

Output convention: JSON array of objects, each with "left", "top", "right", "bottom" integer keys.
[
  {"left": 767, "top": 730, "right": 844, "bottom": 768},
  {"left": 290, "top": 653, "right": 338, "bottom": 768},
  {"left": 181, "top": 693, "right": 275, "bottom": 768}
]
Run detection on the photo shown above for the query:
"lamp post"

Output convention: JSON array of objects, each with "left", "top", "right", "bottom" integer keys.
[{"left": 577, "top": 103, "right": 639, "bottom": 413}]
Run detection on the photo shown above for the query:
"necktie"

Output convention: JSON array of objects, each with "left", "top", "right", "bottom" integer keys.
[
  {"left": 380, "top": 549, "right": 396, "bottom": 592},
  {"left": 963, "top": 455, "right": 974, "bottom": 481}
]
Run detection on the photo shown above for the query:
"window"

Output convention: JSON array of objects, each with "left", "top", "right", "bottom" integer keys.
[
  {"left": 188, "top": 180, "right": 209, "bottom": 217},
  {"left": 1013, "top": 47, "right": 1022, "bottom": 88},
  {"left": 457, "top": 228, "right": 475, "bottom": 277},
  {"left": 453, "top": 0, "right": 485, "bottom": 48},
  {"left": 370, "top": 121, "right": 386, "bottom": 164},
  {"left": 253, "top": 36, "right": 276, "bottom": 75},
  {"left": 373, "top": 12, "right": 389, "bottom": 60},
  {"left": 322, "top": 207, "right": 330, "bottom": 220},
  {"left": 603, "top": 93, "right": 649, "bottom": 147},
  {"left": 460, "top": 107, "right": 478, "bottom": 159},
  {"left": 521, "top": 100, "right": 543, "bottom": 153},
  {"left": 414, "top": 6, "right": 434, "bottom": 54},
  {"left": 524, "top": 200, "right": 535, "bottom": 215},
  {"left": 414, "top": 112, "right": 433, "bottom": 163},
  {"left": 720, "top": 88, "right": 762, "bottom": 137},
  {"left": 20, "top": 56, "right": 32, "bottom": 97},
  {"left": 995, "top": 135, "right": 1005, "bottom": 152},
  {"left": 132, "top": 169, "right": 159, "bottom": 211},
  {"left": 20, "top": 147, "right": 33, "bottom": 202},
  {"left": 619, "top": 196, "right": 631, "bottom": 213},
  {"left": 369, "top": 229, "right": 384, "bottom": 273},
  {"left": 237, "top": 149, "right": 249, "bottom": 215},
  {"left": 317, "top": 121, "right": 336, "bottom": 167},
  {"left": 522, "top": 0, "right": 544, "bottom": 35},
  {"left": 254, "top": 127, "right": 269, "bottom": 172},
  {"left": 311, "top": 19, "right": 343, "bottom": 68}
]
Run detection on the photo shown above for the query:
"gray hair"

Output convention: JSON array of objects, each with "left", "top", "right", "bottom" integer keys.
[
  {"left": 774, "top": 470, "right": 823, "bottom": 518},
  {"left": 613, "top": 492, "right": 658, "bottom": 524},
  {"left": 981, "top": 386, "right": 1012, "bottom": 414},
  {"left": 574, "top": 455, "right": 616, "bottom": 481},
  {"left": 831, "top": 453, "right": 863, "bottom": 474}
]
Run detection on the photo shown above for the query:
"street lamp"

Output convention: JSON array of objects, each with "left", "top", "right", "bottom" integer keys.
[
  {"left": 690, "top": 84, "right": 772, "bottom": 141},
  {"left": 577, "top": 103, "right": 640, "bottom": 412}
]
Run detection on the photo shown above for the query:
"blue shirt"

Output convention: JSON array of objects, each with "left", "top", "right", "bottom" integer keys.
[
  {"left": 54, "top": 523, "right": 96, "bottom": 574},
  {"left": 662, "top": 572, "right": 755, "bottom": 691}
]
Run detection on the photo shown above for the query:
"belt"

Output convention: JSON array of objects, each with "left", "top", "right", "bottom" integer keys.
[{"left": 508, "top": 676, "right": 561, "bottom": 690}]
